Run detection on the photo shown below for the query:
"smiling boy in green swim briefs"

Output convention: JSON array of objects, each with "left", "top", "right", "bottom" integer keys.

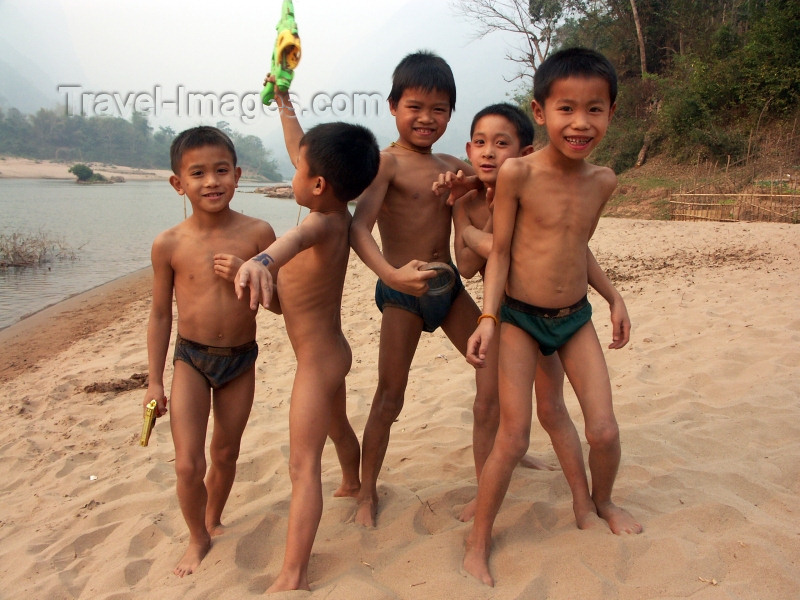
[{"left": 463, "top": 48, "right": 643, "bottom": 587}]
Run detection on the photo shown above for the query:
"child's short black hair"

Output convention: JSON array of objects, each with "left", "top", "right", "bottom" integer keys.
[
  {"left": 300, "top": 122, "right": 380, "bottom": 202},
  {"left": 388, "top": 50, "right": 456, "bottom": 112},
  {"left": 533, "top": 47, "right": 618, "bottom": 107},
  {"left": 470, "top": 103, "right": 534, "bottom": 147},
  {"left": 170, "top": 126, "right": 237, "bottom": 174}
]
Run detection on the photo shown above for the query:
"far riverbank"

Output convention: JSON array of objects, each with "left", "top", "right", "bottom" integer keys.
[{"left": 0, "top": 155, "right": 172, "bottom": 181}]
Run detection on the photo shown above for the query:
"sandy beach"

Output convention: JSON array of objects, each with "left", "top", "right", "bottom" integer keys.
[
  {"left": 0, "top": 218, "right": 798, "bottom": 599},
  {"left": 0, "top": 155, "right": 172, "bottom": 181}
]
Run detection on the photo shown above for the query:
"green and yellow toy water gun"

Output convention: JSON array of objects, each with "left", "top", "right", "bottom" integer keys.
[{"left": 261, "top": 0, "right": 301, "bottom": 105}]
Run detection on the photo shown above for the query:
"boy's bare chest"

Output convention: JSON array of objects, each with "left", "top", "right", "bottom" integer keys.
[
  {"left": 382, "top": 172, "right": 449, "bottom": 220},
  {"left": 172, "top": 236, "right": 248, "bottom": 281},
  {"left": 525, "top": 174, "right": 603, "bottom": 222}
]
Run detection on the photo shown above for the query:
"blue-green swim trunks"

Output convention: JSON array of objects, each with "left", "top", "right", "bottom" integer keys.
[
  {"left": 500, "top": 294, "right": 592, "bottom": 356},
  {"left": 374, "top": 263, "right": 464, "bottom": 333}
]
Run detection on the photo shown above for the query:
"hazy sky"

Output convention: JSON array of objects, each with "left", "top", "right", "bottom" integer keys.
[{"left": 0, "top": 0, "right": 527, "bottom": 175}]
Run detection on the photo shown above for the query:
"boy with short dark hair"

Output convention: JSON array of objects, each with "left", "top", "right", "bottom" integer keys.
[
  {"left": 235, "top": 83, "right": 380, "bottom": 591},
  {"left": 145, "top": 125, "right": 277, "bottom": 577},
  {"left": 463, "top": 48, "right": 642, "bottom": 587},
  {"left": 437, "top": 102, "right": 630, "bottom": 524},
  {"left": 349, "top": 50, "right": 497, "bottom": 528}
]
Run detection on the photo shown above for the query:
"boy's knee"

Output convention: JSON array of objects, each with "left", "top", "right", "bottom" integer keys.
[
  {"left": 287, "top": 457, "right": 321, "bottom": 484},
  {"left": 473, "top": 393, "right": 499, "bottom": 425},
  {"left": 373, "top": 388, "right": 405, "bottom": 423},
  {"left": 585, "top": 419, "right": 619, "bottom": 449},
  {"left": 175, "top": 457, "right": 206, "bottom": 483},
  {"left": 536, "top": 397, "right": 570, "bottom": 431},
  {"left": 495, "top": 429, "right": 530, "bottom": 462},
  {"left": 210, "top": 443, "right": 241, "bottom": 469}
]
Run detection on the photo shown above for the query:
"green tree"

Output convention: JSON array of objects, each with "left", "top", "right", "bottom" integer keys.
[{"left": 68, "top": 163, "right": 95, "bottom": 181}]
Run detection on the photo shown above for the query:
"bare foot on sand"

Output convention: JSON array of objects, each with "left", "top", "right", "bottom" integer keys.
[
  {"left": 173, "top": 537, "right": 211, "bottom": 578},
  {"left": 573, "top": 497, "right": 606, "bottom": 530},
  {"left": 266, "top": 572, "right": 309, "bottom": 593},
  {"left": 458, "top": 498, "right": 477, "bottom": 522},
  {"left": 354, "top": 497, "right": 378, "bottom": 527},
  {"left": 206, "top": 521, "right": 226, "bottom": 537},
  {"left": 462, "top": 539, "right": 494, "bottom": 586},
  {"left": 333, "top": 480, "right": 360, "bottom": 498},
  {"left": 596, "top": 500, "right": 643, "bottom": 534},
  {"left": 576, "top": 509, "right": 607, "bottom": 530},
  {"left": 518, "top": 454, "right": 558, "bottom": 471}
]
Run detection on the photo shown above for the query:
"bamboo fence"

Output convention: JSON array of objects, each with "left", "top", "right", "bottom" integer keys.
[{"left": 670, "top": 191, "right": 800, "bottom": 223}]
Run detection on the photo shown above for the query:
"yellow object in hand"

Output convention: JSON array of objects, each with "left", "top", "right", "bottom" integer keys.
[{"left": 140, "top": 399, "right": 157, "bottom": 447}]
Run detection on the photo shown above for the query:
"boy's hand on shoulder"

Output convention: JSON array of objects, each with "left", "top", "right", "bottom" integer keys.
[
  {"left": 389, "top": 260, "right": 439, "bottom": 296},
  {"left": 235, "top": 259, "right": 274, "bottom": 310},
  {"left": 214, "top": 253, "right": 244, "bottom": 282},
  {"left": 432, "top": 170, "right": 481, "bottom": 206}
]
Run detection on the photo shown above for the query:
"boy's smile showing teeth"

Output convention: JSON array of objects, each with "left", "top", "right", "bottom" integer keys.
[
  {"left": 565, "top": 136, "right": 592, "bottom": 147},
  {"left": 533, "top": 75, "right": 615, "bottom": 159},
  {"left": 389, "top": 86, "right": 452, "bottom": 152}
]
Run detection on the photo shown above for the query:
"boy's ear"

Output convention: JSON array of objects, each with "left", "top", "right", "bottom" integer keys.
[
  {"left": 608, "top": 102, "right": 617, "bottom": 122},
  {"left": 520, "top": 144, "right": 534, "bottom": 157},
  {"left": 234, "top": 166, "right": 242, "bottom": 187},
  {"left": 312, "top": 175, "right": 326, "bottom": 196},
  {"left": 388, "top": 99, "right": 398, "bottom": 116},
  {"left": 531, "top": 99, "right": 546, "bottom": 125},
  {"left": 465, "top": 141, "right": 472, "bottom": 157},
  {"left": 169, "top": 174, "right": 185, "bottom": 196}
]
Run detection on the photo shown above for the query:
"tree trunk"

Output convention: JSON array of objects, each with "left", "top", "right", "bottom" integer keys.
[
  {"left": 630, "top": 0, "right": 647, "bottom": 76},
  {"left": 636, "top": 131, "right": 652, "bottom": 167}
]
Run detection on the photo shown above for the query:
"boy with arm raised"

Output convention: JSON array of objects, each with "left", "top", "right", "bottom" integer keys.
[{"left": 235, "top": 85, "right": 380, "bottom": 591}]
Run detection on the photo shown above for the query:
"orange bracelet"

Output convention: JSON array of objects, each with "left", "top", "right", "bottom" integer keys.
[{"left": 477, "top": 313, "right": 499, "bottom": 326}]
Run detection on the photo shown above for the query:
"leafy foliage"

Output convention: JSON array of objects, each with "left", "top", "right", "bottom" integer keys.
[
  {"left": 456, "top": 0, "right": 800, "bottom": 169},
  {"left": 67, "top": 163, "right": 109, "bottom": 183},
  {"left": 67, "top": 163, "right": 94, "bottom": 181}
]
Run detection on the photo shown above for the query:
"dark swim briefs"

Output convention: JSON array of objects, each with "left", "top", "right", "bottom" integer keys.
[
  {"left": 374, "top": 262, "right": 464, "bottom": 333},
  {"left": 500, "top": 294, "right": 592, "bottom": 356},
  {"left": 173, "top": 334, "right": 258, "bottom": 389}
]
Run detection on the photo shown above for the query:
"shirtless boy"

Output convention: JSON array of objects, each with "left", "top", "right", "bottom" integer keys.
[
  {"left": 463, "top": 48, "right": 643, "bottom": 586},
  {"left": 437, "top": 103, "right": 631, "bottom": 523},
  {"left": 349, "top": 50, "right": 497, "bottom": 528},
  {"left": 144, "top": 126, "right": 277, "bottom": 577},
  {"left": 235, "top": 85, "right": 380, "bottom": 591}
]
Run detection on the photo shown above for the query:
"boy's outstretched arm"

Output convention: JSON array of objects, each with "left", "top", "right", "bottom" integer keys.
[
  {"left": 587, "top": 249, "right": 630, "bottom": 349},
  {"left": 235, "top": 212, "right": 329, "bottom": 310},
  {"left": 466, "top": 162, "right": 520, "bottom": 367},
  {"left": 144, "top": 235, "right": 174, "bottom": 417},
  {"left": 350, "top": 154, "right": 436, "bottom": 295}
]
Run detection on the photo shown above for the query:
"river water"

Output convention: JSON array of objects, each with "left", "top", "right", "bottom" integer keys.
[{"left": 0, "top": 179, "right": 303, "bottom": 330}]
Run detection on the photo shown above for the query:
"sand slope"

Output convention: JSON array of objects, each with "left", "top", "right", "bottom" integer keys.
[{"left": 0, "top": 219, "right": 798, "bottom": 599}]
